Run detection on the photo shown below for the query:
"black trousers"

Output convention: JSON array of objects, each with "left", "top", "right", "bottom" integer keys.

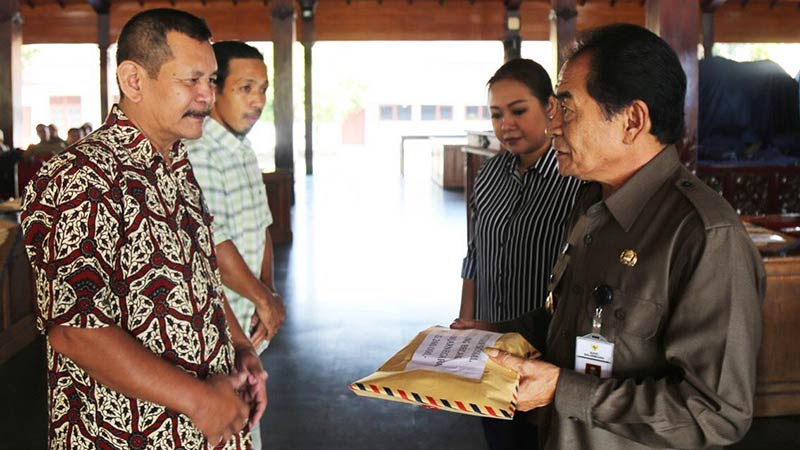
[{"left": 481, "top": 411, "right": 539, "bottom": 450}]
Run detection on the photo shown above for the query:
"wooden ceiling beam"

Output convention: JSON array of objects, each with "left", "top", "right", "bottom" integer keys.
[
  {"left": 87, "top": 0, "right": 110, "bottom": 14},
  {"left": 701, "top": 0, "right": 727, "bottom": 13}
]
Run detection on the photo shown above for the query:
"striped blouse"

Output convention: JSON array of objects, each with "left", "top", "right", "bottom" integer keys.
[{"left": 462, "top": 150, "right": 582, "bottom": 322}]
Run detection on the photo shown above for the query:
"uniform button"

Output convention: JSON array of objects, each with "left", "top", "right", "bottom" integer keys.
[
  {"left": 682, "top": 180, "right": 693, "bottom": 188},
  {"left": 549, "top": 273, "right": 555, "bottom": 282},
  {"left": 584, "top": 234, "right": 593, "bottom": 244},
  {"left": 615, "top": 309, "right": 626, "bottom": 320}
]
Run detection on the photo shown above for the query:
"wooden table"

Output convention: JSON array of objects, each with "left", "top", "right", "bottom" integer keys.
[
  {"left": 431, "top": 139, "right": 466, "bottom": 190},
  {"left": 399, "top": 134, "right": 465, "bottom": 176},
  {"left": 744, "top": 216, "right": 800, "bottom": 417},
  {"left": 0, "top": 220, "right": 36, "bottom": 365},
  {"left": 262, "top": 170, "right": 294, "bottom": 245}
]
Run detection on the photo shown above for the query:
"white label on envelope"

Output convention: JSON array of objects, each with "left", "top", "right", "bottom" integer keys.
[
  {"left": 406, "top": 328, "right": 501, "bottom": 379},
  {"left": 575, "top": 334, "right": 614, "bottom": 378}
]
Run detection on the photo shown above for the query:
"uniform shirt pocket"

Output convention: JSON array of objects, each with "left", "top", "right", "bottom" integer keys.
[{"left": 611, "top": 295, "right": 663, "bottom": 340}]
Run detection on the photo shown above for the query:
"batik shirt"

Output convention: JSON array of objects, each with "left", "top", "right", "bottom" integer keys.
[
  {"left": 21, "top": 105, "right": 251, "bottom": 450},
  {"left": 186, "top": 118, "right": 273, "bottom": 329}
]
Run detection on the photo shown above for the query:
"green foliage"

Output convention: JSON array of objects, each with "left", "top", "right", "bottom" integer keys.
[{"left": 312, "top": 78, "right": 367, "bottom": 124}]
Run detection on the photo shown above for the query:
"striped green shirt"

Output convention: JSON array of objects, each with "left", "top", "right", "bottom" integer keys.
[{"left": 186, "top": 118, "right": 273, "bottom": 329}]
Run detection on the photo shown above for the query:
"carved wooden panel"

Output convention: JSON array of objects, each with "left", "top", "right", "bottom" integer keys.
[{"left": 697, "top": 165, "right": 800, "bottom": 215}]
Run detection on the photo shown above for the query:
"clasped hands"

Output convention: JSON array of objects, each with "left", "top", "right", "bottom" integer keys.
[
  {"left": 190, "top": 347, "right": 268, "bottom": 448},
  {"left": 450, "top": 318, "right": 560, "bottom": 412}
]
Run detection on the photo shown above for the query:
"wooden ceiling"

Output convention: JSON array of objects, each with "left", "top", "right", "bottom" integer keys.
[{"left": 13, "top": 0, "right": 800, "bottom": 44}]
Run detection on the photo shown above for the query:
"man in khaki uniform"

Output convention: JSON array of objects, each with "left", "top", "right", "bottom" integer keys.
[{"left": 454, "top": 24, "right": 764, "bottom": 450}]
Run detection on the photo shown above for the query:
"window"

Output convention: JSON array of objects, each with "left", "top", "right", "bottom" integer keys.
[
  {"left": 397, "top": 105, "right": 412, "bottom": 121},
  {"left": 380, "top": 105, "right": 394, "bottom": 121},
  {"left": 465, "top": 105, "right": 490, "bottom": 120},
  {"left": 420, "top": 105, "right": 454, "bottom": 121},
  {"left": 421, "top": 105, "right": 437, "bottom": 121},
  {"left": 379, "top": 104, "right": 413, "bottom": 121},
  {"left": 49, "top": 96, "right": 82, "bottom": 131}
]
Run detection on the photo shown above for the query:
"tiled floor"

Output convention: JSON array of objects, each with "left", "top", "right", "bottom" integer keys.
[
  {"left": 258, "top": 148, "right": 800, "bottom": 450},
  {"left": 260, "top": 149, "right": 487, "bottom": 449}
]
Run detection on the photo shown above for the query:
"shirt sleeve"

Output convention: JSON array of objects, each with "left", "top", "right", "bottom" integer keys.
[
  {"left": 189, "top": 143, "right": 232, "bottom": 244},
  {"left": 495, "top": 307, "right": 551, "bottom": 353},
  {"left": 21, "top": 156, "right": 124, "bottom": 331},
  {"left": 554, "top": 224, "right": 765, "bottom": 448},
  {"left": 461, "top": 186, "right": 478, "bottom": 280}
]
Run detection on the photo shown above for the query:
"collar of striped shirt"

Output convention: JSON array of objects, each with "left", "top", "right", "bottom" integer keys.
[{"left": 502, "top": 149, "right": 561, "bottom": 179}]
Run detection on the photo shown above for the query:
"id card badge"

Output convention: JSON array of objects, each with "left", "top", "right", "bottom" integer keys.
[{"left": 575, "top": 334, "right": 614, "bottom": 378}]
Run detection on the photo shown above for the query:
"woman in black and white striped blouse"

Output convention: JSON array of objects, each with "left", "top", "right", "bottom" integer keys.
[{"left": 456, "top": 59, "right": 582, "bottom": 325}]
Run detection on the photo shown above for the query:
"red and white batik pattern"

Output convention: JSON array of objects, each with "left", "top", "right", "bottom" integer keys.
[{"left": 22, "top": 106, "right": 251, "bottom": 450}]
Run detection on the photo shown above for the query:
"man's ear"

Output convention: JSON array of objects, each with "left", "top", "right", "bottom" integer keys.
[
  {"left": 117, "top": 61, "right": 146, "bottom": 103},
  {"left": 622, "top": 99, "right": 651, "bottom": 145}
]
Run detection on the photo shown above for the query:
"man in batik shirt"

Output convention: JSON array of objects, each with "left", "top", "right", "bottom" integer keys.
[{"left": 21, "top": 9, "right": 266, "bottom": 450}]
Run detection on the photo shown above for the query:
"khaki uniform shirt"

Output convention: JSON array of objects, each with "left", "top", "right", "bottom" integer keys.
[{"left": 499, "top": 147, "right": 765, "bottom": 450}]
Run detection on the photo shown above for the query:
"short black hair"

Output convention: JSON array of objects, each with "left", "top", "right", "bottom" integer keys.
[
  {"left": 116, "top": 8, "right": 212, "bottom": 79},
  {"left": 487, "top": 58, "right": 553, "bottom": 107},
  {"left": 212, "top": 41, "right": 265, "bottom": 91},
  {"left": 566, "top": 23, "right": 686, "bottom": 145}
]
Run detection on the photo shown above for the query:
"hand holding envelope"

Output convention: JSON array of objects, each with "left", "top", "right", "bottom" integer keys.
[
  {"left": 486, "top": 348, "right": 561, "bottom": 411},
  {"left": 350, "top": 326, "right": 541, "bottom": 420}
]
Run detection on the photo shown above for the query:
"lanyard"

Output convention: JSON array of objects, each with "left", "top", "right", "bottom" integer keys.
[{"left": 591, "top": 284, "right": 613, "bottom": 337}]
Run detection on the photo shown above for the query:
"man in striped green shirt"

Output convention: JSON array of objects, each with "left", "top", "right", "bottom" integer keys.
[{"left": 186, "top": 41, "right": 285, "bottom": 450}]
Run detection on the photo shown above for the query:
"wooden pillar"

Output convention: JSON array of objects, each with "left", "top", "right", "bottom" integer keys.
[
  {"left": 702, "top": 12, "right": 713, "bottom": 59},
  {"left": 503, "top": 0, "right": 522, "bottom": 62},
  {"left": 0, "top": 1, "right": 22, "bottom": 149},
  {"left": 93, "top": 0, "right": 111, "bottom": 120},
  {"left": 300, "top": 0, "right": 317, "bottom": 176},
  {"left": 550, "top": 0, "right": 577, "bottom": 75},
  {"left": 701, "top": 1, "right": 727, "bottom": 59},
  {"left": 646, "top": 0, "right": 700, "bottom": 171},
  {"left": 271, "top": 0, "right": 295, "bottom": 172}
]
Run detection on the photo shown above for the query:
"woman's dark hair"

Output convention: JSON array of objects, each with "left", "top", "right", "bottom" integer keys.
[
  {"left": 566, "top": 23, "right": 686, "bottom": 145},
  {"left": 487, "top": 58, "right": 553, "bottom": 106}
]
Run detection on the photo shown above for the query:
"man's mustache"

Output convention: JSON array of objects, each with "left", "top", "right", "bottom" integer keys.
[{"left": 183, "top": 109, "right": 211, "bottom": 119}]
